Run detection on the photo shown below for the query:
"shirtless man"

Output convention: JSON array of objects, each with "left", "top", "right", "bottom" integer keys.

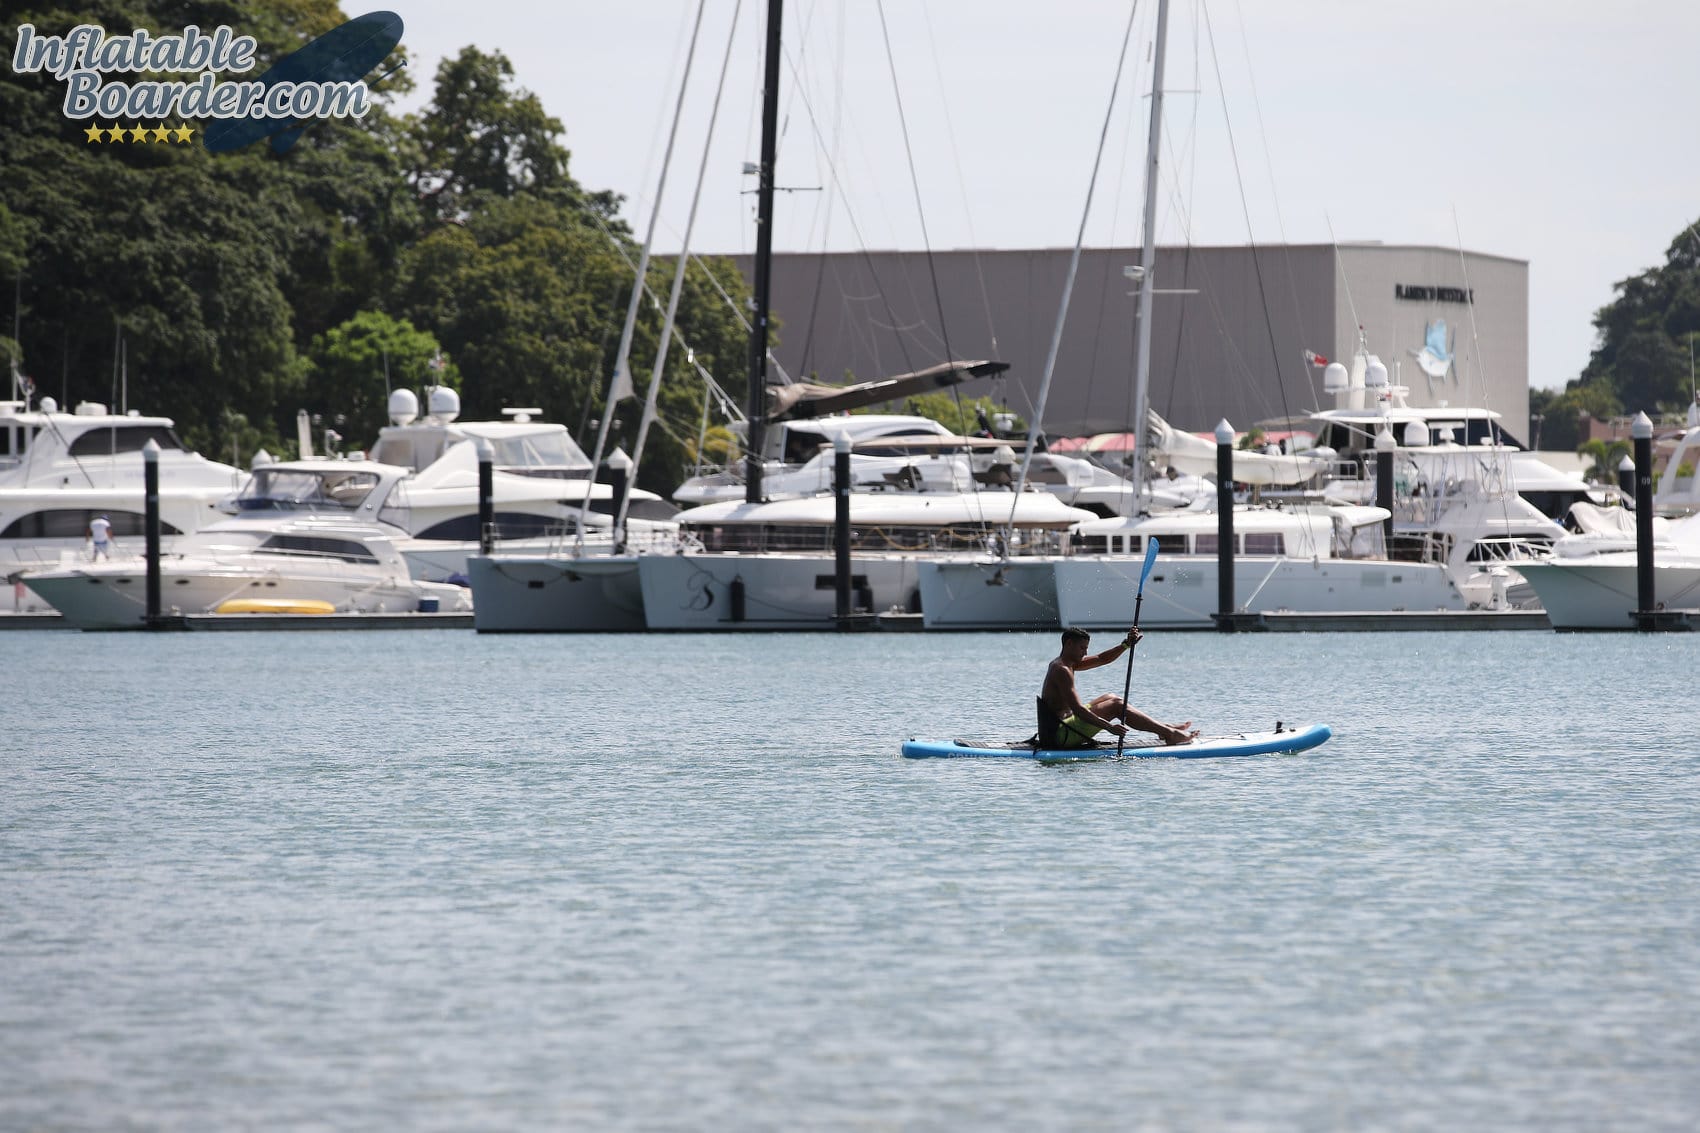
[{"left": 1039, "top": 626, "right": 1198, "bottom": 748}]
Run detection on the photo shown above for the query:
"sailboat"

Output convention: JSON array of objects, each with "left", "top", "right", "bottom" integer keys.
[
  {"left": 1041, "top": 0, "right": 1481, "bottom": 629},
  {"left": 465, "top": 2, "right": 735, "bottom": 632},
  {"left": 623, "top": 0, "right": 1106, "bottom": 631}
]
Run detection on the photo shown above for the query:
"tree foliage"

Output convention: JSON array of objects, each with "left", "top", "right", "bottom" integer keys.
[
  {"left": 887, "top": 392, "right": 1026, "bottom": 439},
  {"left": 0, "top": 4, "right": 752, "bottom": 494},
  {"left": 1536, "top": 220, "right": 1700, "bottom": 450}
]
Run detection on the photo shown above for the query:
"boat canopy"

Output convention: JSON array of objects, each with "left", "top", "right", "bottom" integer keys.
[{"left": 765, "top": 360, "right": 1009, "bottom": 422}]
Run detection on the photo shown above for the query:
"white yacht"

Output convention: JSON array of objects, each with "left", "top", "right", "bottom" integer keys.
[
  {"left": 1518, "top": 509, "right": 1700, "bottom": 629},
  {"left": 344, "top": 388, "right": 676, "bottom": 583},
  {"left": 636, "top": 488, "right": 1094, "bottom": 631},
  {"left": 1303, "top": 349, "right": 1596, "bottom": 524},
  {"left": 19, "top": 508, "right": 470, "bottom": 629},
  {"left": 1, "top": 398, "right": 245, "bottom": 610},
  {"left": 1053, "top": 502, "right": 1464, "bottom": 629}
]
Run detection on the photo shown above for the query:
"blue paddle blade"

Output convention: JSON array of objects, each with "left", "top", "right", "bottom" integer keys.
[{"left": 1137, "top": 537, "right": 1160, "bottom": 592}]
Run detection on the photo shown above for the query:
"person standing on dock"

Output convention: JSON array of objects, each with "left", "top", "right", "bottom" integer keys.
[
  {"left": 1038, "top": 626, "right": 1197, "bottom": 748},
  {"left": 87, "top": 515, "right": 113, "bottom": 561}
]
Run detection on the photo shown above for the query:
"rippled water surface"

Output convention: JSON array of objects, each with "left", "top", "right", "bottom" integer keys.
[{"left": 3, "top": 628, "right": 1697, "bottom": 1130}]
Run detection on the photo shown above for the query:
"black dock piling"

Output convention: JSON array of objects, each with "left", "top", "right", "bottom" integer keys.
[
  {"left": 144, "top": 439, "right": 162, "bottom": 626},
  {"left": 834, "top": 434, "right": 852, "bottom": 624},
  {"left": 476, "top": 437, "right": 495, "bottom": 555},
  {"left": 1215, "top": 419, "right": 1234, "bottom": 632},
  {"left": 1632, "top": 412, "right": 1659, "bottom": 630}
]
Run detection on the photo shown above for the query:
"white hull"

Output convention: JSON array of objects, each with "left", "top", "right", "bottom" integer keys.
[
  {"left": 22, "top": 559, "right": 468, "bottom": 630},
  {"left": 637, "top": 552, "right": 924, "bottom": 631},
  {"left": 917, "top": 558, "right": 1061, "bottom": 630},
  {"left": 467, "top": 553, "right": 644, "bottom": 632},
  {"left": 1053, "top": 554, "right": 1466, "bottom": 629},
  {"left": 1518, "top": 558, "right": 1700, "bottom": 630}
]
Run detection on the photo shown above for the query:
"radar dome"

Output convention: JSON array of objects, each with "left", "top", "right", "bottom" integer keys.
[
  {"left": 388, "top": 388, "right": 419, "bottom": 425},
  {"left": 1322, "top": 363, "right": 1348, "bottom": 393},
  {"left": 427, "top": 385, "right": 461, "bottom": 423},
  {"left": 1365, "top": 359, "right": 1389, "bottom": 388},
  {"left": 1402, "top": 421, "right": 1429, "bottom": 447}
]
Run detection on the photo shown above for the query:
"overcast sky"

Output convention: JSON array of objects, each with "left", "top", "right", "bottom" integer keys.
[{"left": 379, "top": 0, "right": 1700, "bottom": 394}]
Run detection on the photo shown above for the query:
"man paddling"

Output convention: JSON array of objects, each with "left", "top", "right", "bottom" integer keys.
[{"left": 1039, "top": 626, "right": 1198, "bottom": 749}]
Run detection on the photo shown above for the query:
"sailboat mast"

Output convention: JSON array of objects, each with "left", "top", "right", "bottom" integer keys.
[
  {"left": 745, "top": 0, "right": 783, "bottom": 504},
  {"left": 1131, "top": 0, "right": 1170, "bottom": 514}
]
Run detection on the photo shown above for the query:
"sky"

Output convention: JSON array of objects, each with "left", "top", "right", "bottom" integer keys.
[{"left": 377, "top": 0, "right": 1700, "bottom": 393}]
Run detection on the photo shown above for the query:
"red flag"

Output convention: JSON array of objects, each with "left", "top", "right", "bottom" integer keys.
[{"left": 1303, "top": 349, "right": 1329, "bottom": 367}]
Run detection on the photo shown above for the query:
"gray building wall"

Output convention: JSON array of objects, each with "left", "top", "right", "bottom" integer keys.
[{"left": 731, "top": 243, "right": 1529, "bottom": 443}]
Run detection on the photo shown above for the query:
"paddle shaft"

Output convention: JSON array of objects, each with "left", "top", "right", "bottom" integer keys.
[{"left": 1114, "top": 588, "right": 1148, "bottom": 756}]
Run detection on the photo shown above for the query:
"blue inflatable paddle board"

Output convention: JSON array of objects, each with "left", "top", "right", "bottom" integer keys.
[{"left": 901, "top": 723, "right": 1332, "bottom": 761}]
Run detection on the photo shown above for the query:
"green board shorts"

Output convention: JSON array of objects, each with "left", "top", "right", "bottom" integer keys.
[{"left": 1054, "top": 713, "right": 1103, "bottom": 749}]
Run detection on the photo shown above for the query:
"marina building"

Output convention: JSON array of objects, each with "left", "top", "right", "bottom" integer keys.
[{"left": 734, "top": 244, "right": 1528, "bottom": 442}]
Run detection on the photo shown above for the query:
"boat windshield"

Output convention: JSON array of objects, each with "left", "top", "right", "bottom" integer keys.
[
  {"left": 483, "top": 431, "right": 593, "bottom": 477},
  {"left": 237, "top": 469, "right": 381, "bottom": 511}
]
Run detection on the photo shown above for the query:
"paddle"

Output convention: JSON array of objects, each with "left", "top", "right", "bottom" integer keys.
[{"left": 1116, "top": 537, "right": 1162, "bottom": 756}]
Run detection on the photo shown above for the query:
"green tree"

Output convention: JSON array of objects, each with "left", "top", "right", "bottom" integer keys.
[
  {"left": 406, "top": 47, "right": 619, "bottom": 226},
  {"left": 0, "top": 2, "right": 416, "bottom": 459},
  {"left": 305, "top": 311, "right": 452, "bottom": 446},
  {"left": 1528, "top": 378, "right": 1622, "bottom": 452},
  {"left": 1544, "top": 220, "right": 1700, "bottom": 436},
  {"left": 1577, "top": 437, "right": 1631, "bottom": 485}
]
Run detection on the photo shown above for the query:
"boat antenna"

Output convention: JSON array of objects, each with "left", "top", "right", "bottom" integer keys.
[{"left": 745, "top": 0, "right": 783, "bottom": 504}]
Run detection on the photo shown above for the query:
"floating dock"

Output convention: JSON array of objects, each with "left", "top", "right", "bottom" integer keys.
[
  {"left": 0, "top": 611, "right": 472, "bottom": 631},
  {"left": 1211, "top": 609, "right": 1552, "bottom": 632}
]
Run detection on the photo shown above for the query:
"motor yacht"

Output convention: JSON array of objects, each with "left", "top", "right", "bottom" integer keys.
[
  {"left": 1517, "top": 510, "right": 1700, "bottom": 629},
  {"left": 1, "top": 398, "right": 244, "bottom": 610},
  {"left": 19, "top": 509, "right": 470, "bottom": 629}
]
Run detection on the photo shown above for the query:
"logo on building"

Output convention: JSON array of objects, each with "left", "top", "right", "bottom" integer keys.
[
  {"left": 1409, "top": 320, "right": 1455, "bottom": 382},
  {"left": 1394, "top": 284, "right": 1473, "bottom": 303}
]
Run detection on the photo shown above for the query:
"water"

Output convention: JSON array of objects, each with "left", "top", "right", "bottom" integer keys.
[{"left": 3, "top": 628, "right": 1697, "bottom": 1130}]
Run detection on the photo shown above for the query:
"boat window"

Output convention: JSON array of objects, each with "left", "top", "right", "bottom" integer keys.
[
  {"left": 1388, "top": 533, "right": 1441, "bottom": 563},
  {"left": 624, "top": 498, "right": 679, "bottom": 522},
  {"left": 369, "top": 433, "right": 451, "bottom": 471},
  {"left": 685, "top": 521, "right": 1067, "bottom": 555},
  {"left": 256, "top": 534, "right": 379, "bottom": 563},
  {"left": 782, "top": 429, "right": 829, "bottom": 464},
  {"left": 1147, "top": 534, "right": 1187, "bottom": 554},
  {"left": 1, "top": 508, "right": 183, "bottom": 539},
  {"left": 1194, "top": 533, "right": 1218, "bottom": 555},
  {"left": 414, "top": 513, "right": 570, "bottom": 541},
  {"left": 1243, "top": 533, "right": 1285, "bottom": 555},
  {"left": 236, "top": 469, "right": 380, "bottom": 511},
  {"left": 66, "top": 424, "right": 185, "bottom": 457},
  {"left": 1336, "top": 522, "right": 1386, "bottom": 560}
]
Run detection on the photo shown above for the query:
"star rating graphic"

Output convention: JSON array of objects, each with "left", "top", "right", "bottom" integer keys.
[{"left": 83, "top": 122, "right": 197, "bottom": 144}]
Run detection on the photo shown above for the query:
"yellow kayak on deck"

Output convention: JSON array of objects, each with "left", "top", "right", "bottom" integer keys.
[{"left": 213, "top": 598, "right": 338, "bottom": 615}]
